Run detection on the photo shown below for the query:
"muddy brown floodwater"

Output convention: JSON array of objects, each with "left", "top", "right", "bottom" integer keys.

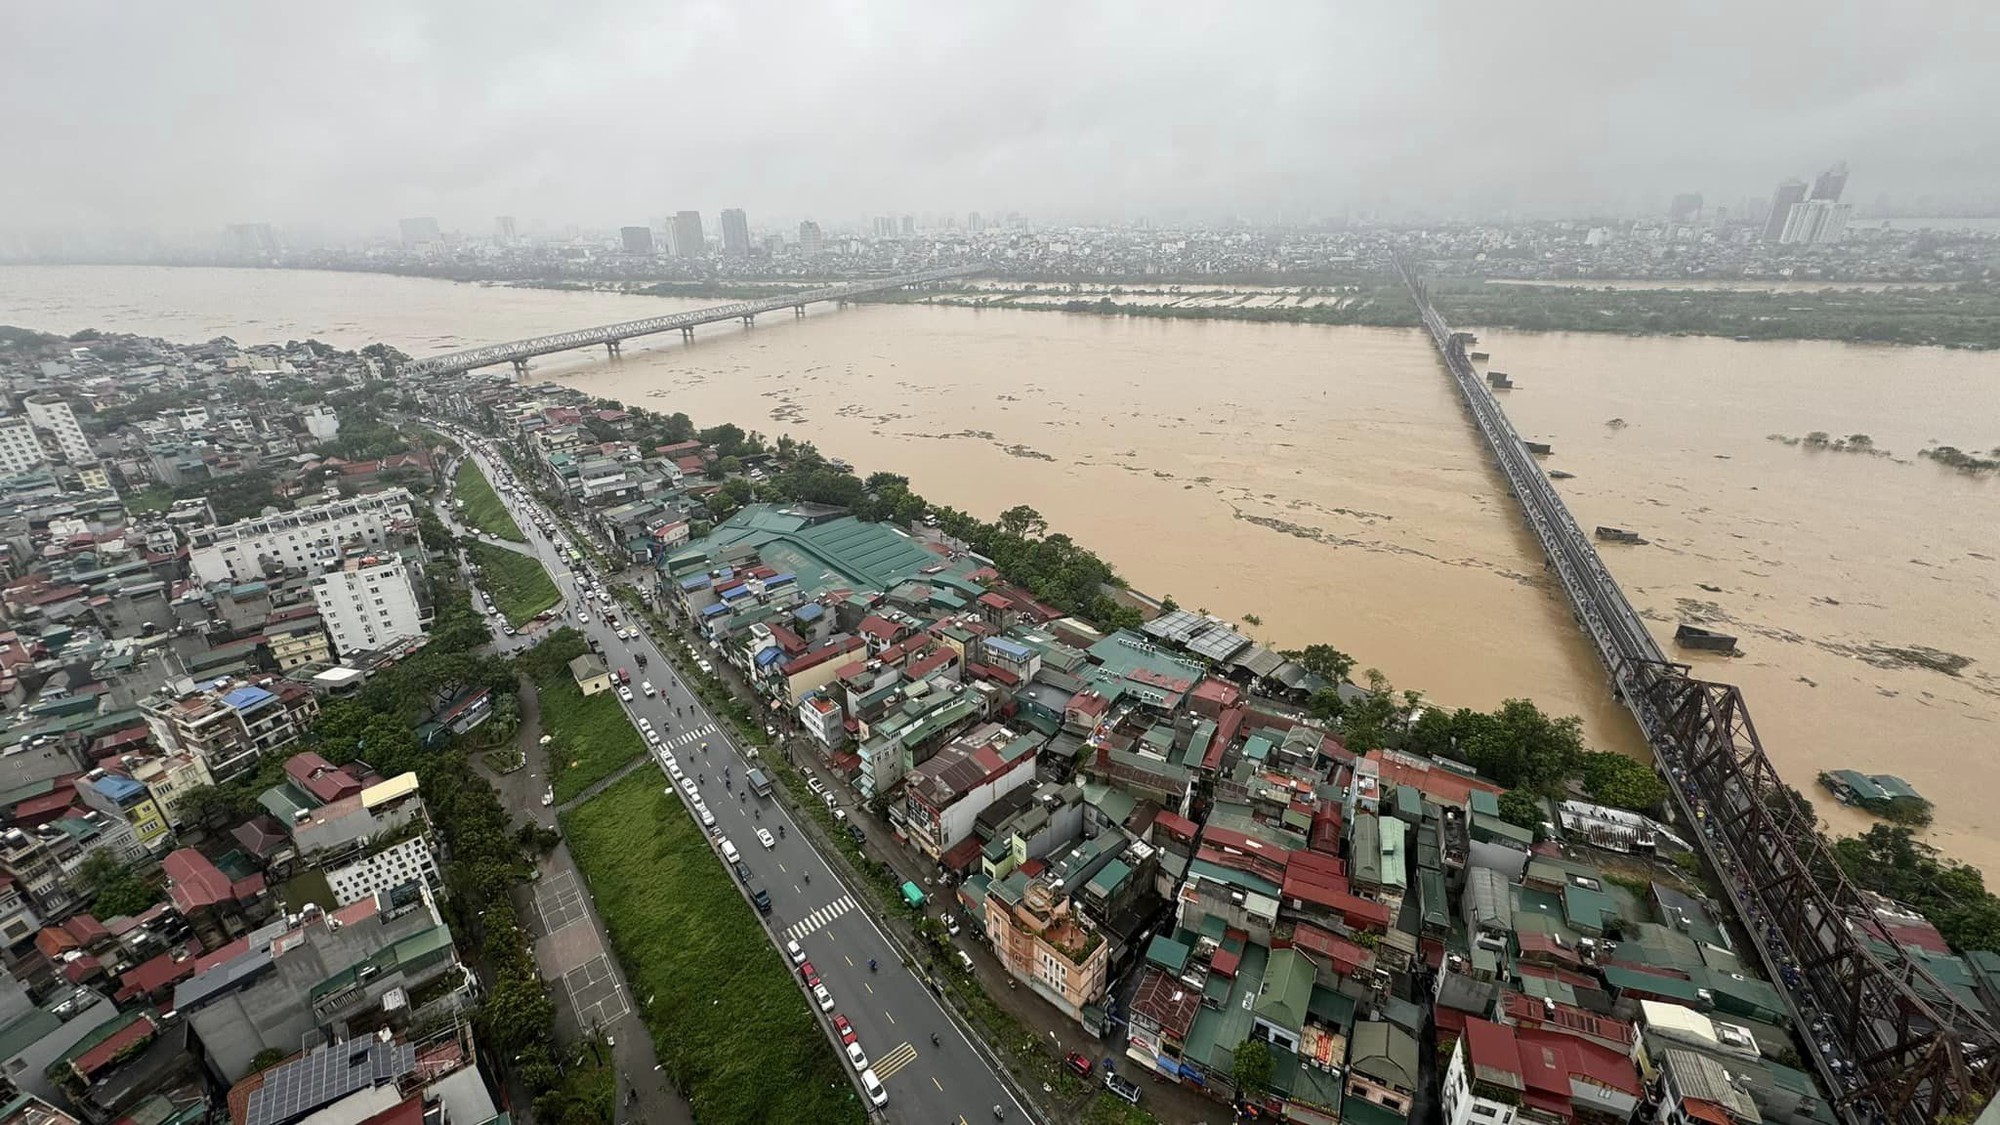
[{"left": 4, "top": 266, "right": 1993, "bottom": 873}]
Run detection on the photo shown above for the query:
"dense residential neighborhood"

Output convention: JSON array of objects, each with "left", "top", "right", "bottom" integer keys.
[{"left": 0, "top": 318, "right": 1987, "bottom": 1125}]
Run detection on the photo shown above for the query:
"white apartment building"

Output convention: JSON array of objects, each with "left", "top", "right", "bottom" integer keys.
[
  {"left": 0, "top": 417, "right": 45, "bottom": 476},
  {"left": 312, "top": 554, "right": 426, "bottom": 656},
  {"left": 188, "top": 488, "right": 416, "bottom": 584},
  {"left": 23, "top": 396, "right": 91, "bottom": 464}
]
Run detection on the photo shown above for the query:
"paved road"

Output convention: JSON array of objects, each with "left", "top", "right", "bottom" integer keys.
[{"left": 447, "top": 427, "right": 1033, "bottom": 1125}]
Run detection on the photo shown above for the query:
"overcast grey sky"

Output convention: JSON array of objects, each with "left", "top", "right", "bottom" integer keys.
[{"left": 4, "top": 0, "right": 1996, "bottom": 234}]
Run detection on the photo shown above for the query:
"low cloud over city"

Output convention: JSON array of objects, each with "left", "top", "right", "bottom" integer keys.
[{"left": 3, "top": 0, "right": 1998, "bottom": 232}]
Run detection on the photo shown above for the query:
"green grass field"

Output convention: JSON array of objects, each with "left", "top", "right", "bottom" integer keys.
[
  {"left": 464, "top": 541, "right": 561, "bottom": 627},
  {"left": 563, "top": 773, "right": 865, "bottom": 1125},
  {"left": 454, "top": 459, "right": 526, "bottom": 541},
  {"left": 527, "top": 649, "right": 645, "bottom": 804}
]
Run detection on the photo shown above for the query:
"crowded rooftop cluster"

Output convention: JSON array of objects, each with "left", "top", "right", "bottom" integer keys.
[
  {"left": 418, "top": 365, "right": 1958, "bottom": 1125},
  {"left": 0, "top": 325, "right": 519, "bottom": 1123}
]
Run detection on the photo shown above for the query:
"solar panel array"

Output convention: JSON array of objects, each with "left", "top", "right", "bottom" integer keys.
[{"left": 245, "top": 1038, "right": 416, "bottom": 1125}]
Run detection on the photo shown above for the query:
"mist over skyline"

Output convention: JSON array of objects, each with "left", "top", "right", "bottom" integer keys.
[{"left": 5, "top": 0, "right": 1998, "bottom": 238}]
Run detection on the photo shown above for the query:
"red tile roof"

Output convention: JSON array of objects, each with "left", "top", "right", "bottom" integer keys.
[
  {"left": 1463, "top": 1016, "right": 1524, "bottom": 1079},
  {"left": 164, "top": 848, "right": 233, "bottom": 913},
  {"left": 117, "top": 951, "right": 195, "bottom": 1002}
]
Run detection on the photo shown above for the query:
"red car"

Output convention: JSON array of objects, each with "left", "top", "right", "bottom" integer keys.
[
  {"left": 800, "top": 961, "right": 819, "bottom": 988},
  {"left": 832, "top": 1014, "right": 857, "bottom": 1045},
  {"left": 617, "top": 668, "right": 631, "bottom": 685},
  {"left": 1065, "top": 1052, "right": 1093, "bottom": 1078}
]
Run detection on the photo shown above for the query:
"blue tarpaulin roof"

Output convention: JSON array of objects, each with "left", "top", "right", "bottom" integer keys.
[
  {"left": 91, "top": 774, "right": 148, "bottom": 802},
  {"left": 679, "top": 574, "right": 711, "bottom": 590},
  {"left": 756, "top": 648, "right": 784, "bottom": 667},
  {"left": 793, "top": 603, "right": 824, "bottom": 622},
  {"left": 702, "top": 603, "right": 729, "bottom": 617},
  {"left": 222, "top": 685, "right": 275, "bottom": 711}
]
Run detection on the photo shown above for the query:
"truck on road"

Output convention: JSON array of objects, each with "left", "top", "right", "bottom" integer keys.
[{"left": 746, "top": 768, "right": 773, "bottom": 798}]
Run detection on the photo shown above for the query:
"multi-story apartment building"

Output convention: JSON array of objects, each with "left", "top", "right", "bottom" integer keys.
[
  {"left": 310, "top": 553, "right": 428, "bottom": 656},
  {"left": 983, "top": 866, "right": 1110, "bottom": 1023},
  {"left": 0, "top": 417, "right": 46, "bottom": 476},
  {"left": 120, "top": 749, "right": 216, "bottom": 829},
  {"left": 23, "top": 396, "right": 91, "bottom": 464},
  {"left": 140, "top": 677, "right": 320, "bottom": 780},
  {"left": 264, "top": 611, "right": 332, "bottom": 670},
  {"left": 187, "top": 488, "right": 417, "bottom": 584},
  {"left": 75, "top": 772, "right": 171, "bottom": 855}
]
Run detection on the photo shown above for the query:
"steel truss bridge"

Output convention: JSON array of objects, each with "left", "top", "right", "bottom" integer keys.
[
  {"left": 1396, "top": 256, "right": 1996, "bottom": 1125},
  {"left": 400, "top": 264, "right": 982, "bottom": 377}
]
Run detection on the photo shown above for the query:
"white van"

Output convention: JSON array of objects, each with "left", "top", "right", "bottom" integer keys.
[{"left": 719, "top": 837, "right": 740, "bottom": 864}]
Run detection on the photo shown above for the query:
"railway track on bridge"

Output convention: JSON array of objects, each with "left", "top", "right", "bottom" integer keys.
[
  {"left": 400, "top": 264, "right": 982, "bottom": 377},
  {"left": 1396, "top": 256, "right": 1996, "bottom": 1124}
]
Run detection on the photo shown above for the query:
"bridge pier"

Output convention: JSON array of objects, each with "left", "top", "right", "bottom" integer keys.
[
  {"left": 741, "top": 314, "right": 755, "bottom": 327},
  {"left": 794, "top": 304, "right": 805, "bottom": 317},
  {"left": 511, "top": 358, "right": 530, "bottom": 378},
  {"left": 681, "top": 327, "right": 694, "bottom": 342},
  {"left": 605, "top": 340, "right": 621, "bottom": 359}
]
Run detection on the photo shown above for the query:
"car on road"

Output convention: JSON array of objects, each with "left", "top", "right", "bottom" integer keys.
[
  {"left": 860, "top": 1068, "right": 887, "bottom": 1108},
  {"left": 541, "top": 787, "right": 554, "bottom": 807},
  {"left": 666, "top": 761, "right": 683, "bottom": 780},
  {"left": 1104, "top": 1072, "right": 1141, "bottom": 1105},
  {"left": 799, "top": 961, "right": 819, "bottom": 987},
  {"left": 846, "top": 824, "right": 866, "bottom": 845},
  {"left": 787, "top": 941, "right": 806, "bottom": 965},
  {"left": 805, "top": 777, "right": 824, "bottom": 796},
  {"left": 1065, "top": 1052, "right": 1093, "bottom": 1078},
  {"left": 697, "top": 806, "right": 716, "bottom": 831},
  {"left": 697, "top": 659, "right": 713, "bottom": 674},
  {"left": 618, "top": 686, "right": 633, "bottom": 702},
  {"left": 812, "top": 984, "right": 833, "bottom": 1011},
  {"left": 616, "top": 668, "right": 631, "bottom": 685},
  {"left": 831, "top": 1014, "right": 855, "bottom": 1044},
  {"left": 641, "top": 681, "right": 655, "bottom": 696},
  {"left": 752, "top": 889, "right": 772, "bottom": 915},
  {"left": 645, "top": 730, "right": 660, "bottom": 745},
  {"left": 756, "top": 828, "right": 775, "bottom": 849},
  {"left": 680, "top": 778, "right": 699, "bottom": 799},
  {"left": 733, "top": 860, "right": 753, "bottom": 884},
  {"left": 844, "top": 1041, "right": 869, "bottom": 1071}
]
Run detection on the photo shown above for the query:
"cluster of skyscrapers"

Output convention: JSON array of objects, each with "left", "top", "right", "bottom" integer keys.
[{"left": 1763, "top": 161, "right": 1850, "bottom": 245}]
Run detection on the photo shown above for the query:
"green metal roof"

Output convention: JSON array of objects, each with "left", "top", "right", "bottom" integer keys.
[
  {"left": 1145, "top": 935, "right": 1192, "bottom": 975},
  {"left": 1254, "top": 948, "right": 1315, "bottom": 1034}
]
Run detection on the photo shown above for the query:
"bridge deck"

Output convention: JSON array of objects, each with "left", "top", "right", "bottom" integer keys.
[
  {"left": 1397, "top": 258, "right": 1994, "bottom": 1125},
  {"left": 401, "top": 264, "right": 980, "bottom": 377}
]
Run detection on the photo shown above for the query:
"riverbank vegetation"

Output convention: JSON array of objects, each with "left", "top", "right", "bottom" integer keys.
[
  {"left": 463, "top": 540, "right": 561, "bottom": 626},
  {"left": 454, "top": 459, "right": 526, "bottom": 541},
  {"left": 1431, "top": 278, "right": 2000, "bottom": 350},
  {"left": 1834, "top": 826, "right": 2000, "bottom": 953},
  {"left": 562, "top": 771, "right": 865, "bottom": 1125},
  {"left": 518, "top": 631, "right": 646, "bottom": 803}
]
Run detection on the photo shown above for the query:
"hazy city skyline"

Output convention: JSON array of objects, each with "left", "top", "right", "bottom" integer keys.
[{"left": 4, "top": 1, "right": 1998, "bottom": 236}]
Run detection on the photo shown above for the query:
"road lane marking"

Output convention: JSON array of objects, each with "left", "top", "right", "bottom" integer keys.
[
  {"left": 864, "top": 981, "right": 873, "bottom": 995},
  {"left": 871, "top": 1041, "right": 918, "bottom": 1081},
  {"left": 884, "top": 1010, "right": 894, "bottom": 1025}
]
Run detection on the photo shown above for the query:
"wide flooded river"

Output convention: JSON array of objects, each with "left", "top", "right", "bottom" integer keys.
[{"left": 4, "top": 266, "right": 1995, "bottom": 872}]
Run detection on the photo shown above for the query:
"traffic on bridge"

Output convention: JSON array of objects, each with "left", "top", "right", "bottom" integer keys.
[{"left": 1397, "top": 256, "right": 1997, "bottom": 1125}]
